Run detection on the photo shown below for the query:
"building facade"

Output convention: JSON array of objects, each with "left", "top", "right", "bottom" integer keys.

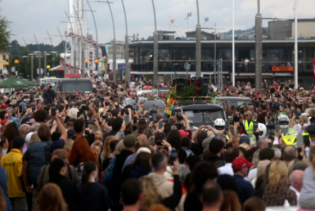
[
  {"left": 0, "top": 51, "right": 10, "bottom": 74},
  {"left": 129, "top": 19, "right": 315, "bottom": 87}
]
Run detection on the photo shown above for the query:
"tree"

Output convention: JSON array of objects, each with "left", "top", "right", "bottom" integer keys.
[{"left": 0, "top": 1, "right": 11, "bottom": 51}]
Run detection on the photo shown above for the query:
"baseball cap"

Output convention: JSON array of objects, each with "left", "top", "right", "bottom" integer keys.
[
  {"left": 178, "top": 129, "right": 188, "bottom": 139},
  {"left": 19, "top": 102, "right": 27, "bottom": 106},
  {"left": 239, "top": 136, "right": 250, "bottom": 145},
  {"left": 232, "top": 157, "right": 253, "bottom": 170}
]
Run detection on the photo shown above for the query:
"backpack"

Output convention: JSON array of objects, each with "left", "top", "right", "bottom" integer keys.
[{"left": 102, "top": 158, "right": 116, "bottom": 191}]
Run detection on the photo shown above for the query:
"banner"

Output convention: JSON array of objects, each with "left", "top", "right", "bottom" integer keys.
[{"left": 313, "top": 59, "right": 315, "bottom": 79}]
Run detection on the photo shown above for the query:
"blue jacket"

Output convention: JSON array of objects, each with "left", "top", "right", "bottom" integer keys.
[
  {"left": 0, "top": 166, "right": 12, "bottom": 211},
  {"left": 128, "top": 165, "right": 150, "bottom": 179},
  {"left": 23, "top": 141, "right": 52, "bottom": 187},
  {"left": 233, "top": 174, "right": 254, "bottom": 204}
]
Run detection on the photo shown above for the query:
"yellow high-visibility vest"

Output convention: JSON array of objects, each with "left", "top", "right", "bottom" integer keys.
[
  {"left": 282, "top": 129, "right": 296, "bottom": 145},
  {"left": 243, "top": 120, "right": 253, "bottom": 135}
]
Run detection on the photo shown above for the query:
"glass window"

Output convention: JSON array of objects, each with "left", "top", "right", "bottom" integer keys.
[{"left": 182, "top": 110, "right": 224, "bottom": 124}]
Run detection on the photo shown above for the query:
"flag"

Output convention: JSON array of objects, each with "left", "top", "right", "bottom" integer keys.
[
  {"left": 185, "top": 12, "right": 192, "bottom": 20},
  {"left": 203, "top": 17, "right": 209, "bottom": 25}
]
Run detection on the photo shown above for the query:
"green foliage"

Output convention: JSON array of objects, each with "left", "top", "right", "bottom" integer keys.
[
  {"left": 8, "top": 50, "right": 61, "bottom": 78},
  {"left": 173, "top": 85, "right": 202, "bottom": 103},
  {"left": 0, "top": 2, "right": 11, "bottom": 51}
]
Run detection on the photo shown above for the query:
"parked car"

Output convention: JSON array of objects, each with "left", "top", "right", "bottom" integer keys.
[
  {"left": 54, "top": 78, "right": 93, "bottom": 94},
  {"left": 215, "top": 96, "right": 252, "bottom": 107}
]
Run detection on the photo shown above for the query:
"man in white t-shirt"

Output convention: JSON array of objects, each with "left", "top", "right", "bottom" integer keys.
[{"left": 244, "top": 58, "right": 249, "bottom": 72}]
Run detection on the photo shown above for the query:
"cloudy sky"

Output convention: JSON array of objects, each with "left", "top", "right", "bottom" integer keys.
[{"left": 2, "top": 0, "right": 315, "bottom": 46}]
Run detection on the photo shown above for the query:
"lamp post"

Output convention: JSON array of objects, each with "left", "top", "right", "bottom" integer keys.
[
  {"left": 232, "top": 0, "right": 235, "bottom": 86},
  {"left": 85, "top": 59, "right": 89, "bottom": 76},
  {"left": 294, "top": 0, "right": 298, "bottom": 89},
  {"left": 4, "top": 62, "right": 9, "bottom": 76},
  {"left": 94, "top": 59, "right": 99, "bottom": 78},
  {"left": 86, "top": 0, "right": 100, "bottom": 78},
  {"left": 14, "top": 60, "right": 19, "bottom": 76},
  {"left": 22, "top": 54, "right": 34, "bottom": 80},
  {"left": 89, "top": 1, "right": 115, "bottom": 82},
  {"left": 255, "top": 0, "right": 262, "bottom": 93},
  {"left": 195, "top": 0, "right": 201, "bottom": 77},
  {"left": 43, "top": 51, "right": 51, "bottom": 77},
  {"left": 200, "top": 25, "right": 223, "bottom": 82},
  {"left": 151, "top": 0, "right": 158, "bottom": 85},
  {"left": 23, "top": 38, "right": 29, "bottom": 53},
  {"left": 73, "top": 5, "right": 85, "bottom": 78},
  {"left": 46, "top": 31, "right": 57, "bottom": 68},
  {"left": 65, "top": 11, "right": 76, "bottom": 74},
  {"left": 46, "top": 65, "right": 50, "bottom": 76},
  {"left": 33, "top": 34, "right": 42, "bottom": 79},
  {"left": 121, "top": 0, "right": 129, "bottom": 83},
  {"left": 57, "top": 27, "right": 67, "bottom": 74}
]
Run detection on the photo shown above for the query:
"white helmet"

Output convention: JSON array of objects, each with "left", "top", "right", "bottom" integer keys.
[
  {"left": 214, "top": 118, "right": 225, "bottom": 132},
  {"left": 258, "top": 123, "right": 267, "bottom": 138},
  {"left": 278, "top": 115, "right": 290, "bottom": 129}
]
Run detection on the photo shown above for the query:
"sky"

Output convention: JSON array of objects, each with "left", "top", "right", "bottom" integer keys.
[{"left": 2, "top": 0, "right": 315, "bottom": 46}]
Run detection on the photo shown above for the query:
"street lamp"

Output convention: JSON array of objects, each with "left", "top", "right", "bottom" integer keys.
[
  {"left": 33, "top": 35, "right": 42, "bottom": 79},
  {"left": 195, "top": 0, "right": 201, "bottom": 77},
  {"left": 86, "top": 0, "right": 100, "bottom": 79},
  {"left": 94, "top": 59, "right": 99, "bottom": 78},
  {"left": 232, "top": 0, "right": 235, "bottom": 86},
  {"left": 151, "top": 0, "right": 158, "bottom": 85},
  {"left": 73, "top": 5, "right": 85, "bottom": 78},
  {"left": 85, "top": 59, "right": 89, "bottom": 76},
  {"left": 255, "top": 0, "right": 263, "bottom": 93},
  {"left": 4, "top": 62, "right": 9, "bottom": 77},
  {"left": 22, "top": 54, "right": 34, "bottom": 81},
  {"left": 121, "top": 0, "right": 130, "bottom": 84},
  {"left": 294, "top": 0, "right": 298, "bottom": 89},
  {"left": 89, "top": 1, "right": 116, "bottom": 82},
  {"left": 14, "top": 60, "right": 19, "bottom": 76}
]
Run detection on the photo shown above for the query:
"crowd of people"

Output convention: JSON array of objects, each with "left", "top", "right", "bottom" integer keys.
[{"left": 0, "top": 77, "right": 315, "bottom": 211}]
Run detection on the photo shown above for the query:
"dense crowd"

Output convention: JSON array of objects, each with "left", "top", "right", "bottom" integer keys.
[{"left": 1, "top": 77, "right": 315, "bottom": 211}]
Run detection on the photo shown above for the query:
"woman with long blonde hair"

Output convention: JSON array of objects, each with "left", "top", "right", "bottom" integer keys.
[
  {"left": 139, "top": 176, "right": 163, "bottom": 211},
  {"left": 38, "top": 183, "right": 67, "bottom": 211},
  {"left": 262, "top": 161, "right": 296, "bottom": 206},
  {"left": 101, "top": 136, "right": 118, "bottom": 169}
]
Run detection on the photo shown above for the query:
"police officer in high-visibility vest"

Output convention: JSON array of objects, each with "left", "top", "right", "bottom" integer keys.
[
  {"left": 242, "top": 111, "right": 256, "bottom": 144},
  {"left": 302, "top": 117, "right": 315, "bottom": 142},
  {"left": 306, "top": 124, "right": 315, "bottom": 145},
  {"left": 278, "top": 115, "right": 297, "bottom": 146}
]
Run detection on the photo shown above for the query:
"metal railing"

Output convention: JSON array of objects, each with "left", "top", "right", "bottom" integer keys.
[{"left": 130, "top": 60, "right": 314, "bottom": 73}]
